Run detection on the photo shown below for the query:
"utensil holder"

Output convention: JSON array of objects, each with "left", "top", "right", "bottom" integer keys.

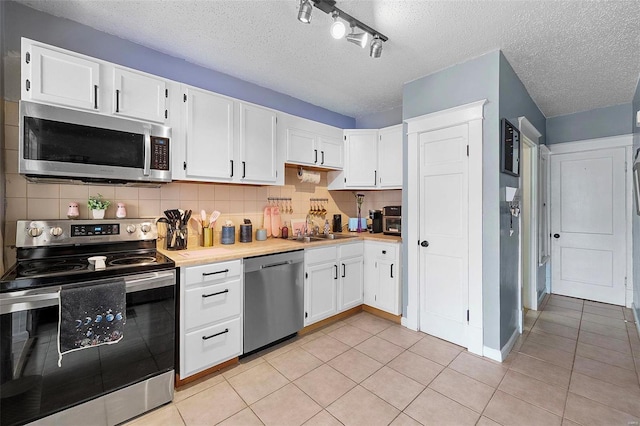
[
  {"left": 221, "top": 226, "right": 235, "bottom": 245},
  {"left": 166, "top": 225, "right": 188, "bottom": 250},
  {"left": 203, "top": 228, "right": 213, "bottom": 247}
]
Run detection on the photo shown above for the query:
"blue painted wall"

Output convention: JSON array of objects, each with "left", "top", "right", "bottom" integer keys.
[
  {"left": 355, "top": 106, "right": 403, "bottom": 129},
  {"left": 498, "top": 52, "right": 546, "bottom": 348},
  {"left": 633, "top": 78, "right": 640, "bottom": 322},
  {"left": 546, "top": 103, "right": 632, "bottom": 144},
  {"left": 3, "top": 1, "right": 355, "bottom": 128},
  {"left": 403, "top": 51, "right": 503, "bottom": 351}
]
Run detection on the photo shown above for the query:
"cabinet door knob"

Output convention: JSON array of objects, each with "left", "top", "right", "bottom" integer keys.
[
  {"left": 420, "top": 240, "right": 429, "bottom": 247},
  {"left": 553, "top": 233, "right": 560, "bottom": 239}
]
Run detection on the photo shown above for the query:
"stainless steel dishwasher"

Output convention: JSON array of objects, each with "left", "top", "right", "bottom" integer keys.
[{"left": 243, "top": 250, "right": 304, "bottom": 354}]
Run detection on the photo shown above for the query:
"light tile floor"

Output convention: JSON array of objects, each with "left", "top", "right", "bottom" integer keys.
[{"left": 128, "top": 295, "right": 640, "bottom": 425}]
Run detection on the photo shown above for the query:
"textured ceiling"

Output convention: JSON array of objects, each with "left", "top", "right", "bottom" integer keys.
[{"left": 15, "top": 0, "right": 640, "bottom": 119}]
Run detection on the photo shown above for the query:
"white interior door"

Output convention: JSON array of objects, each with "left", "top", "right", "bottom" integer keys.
[
  {"left": 418, "top": 124, "right": 469, "bottom": 347},
  {"left": 550, "top": 147, "right": 626, "bottom": 305}
]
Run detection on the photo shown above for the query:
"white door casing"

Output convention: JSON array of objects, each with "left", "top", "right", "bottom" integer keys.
[
  {"left": 418, "top": 124, "right": 469, "bottom": 347},
  {"left": 405, "top": 99, "right": 485, "bottom": 357},
  {"left": 550, "top": 143, "right": 628, "bottom": 306}
]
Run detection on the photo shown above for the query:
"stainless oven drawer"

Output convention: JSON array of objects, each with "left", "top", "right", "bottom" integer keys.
[{"left": 0, "top": 270, "right": 175, "bottom": 314}]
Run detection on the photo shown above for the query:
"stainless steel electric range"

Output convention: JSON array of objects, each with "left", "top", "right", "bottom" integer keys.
[{"left": 0, "top": 219, "right": 176, "bottom": 426}]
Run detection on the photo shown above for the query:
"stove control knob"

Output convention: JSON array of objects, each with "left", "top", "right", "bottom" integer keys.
[
  {"left": 49, "top": 227, "right": 63, "bottom": 237},
  {"left": 140, "top": 223, "right": 151, "bottom": 233},
  {"left": 28, "top": 227, "right": 43, "bottom": 237},
  {"left": 126, "top": 224, "right": 137, "bottom": 234}
]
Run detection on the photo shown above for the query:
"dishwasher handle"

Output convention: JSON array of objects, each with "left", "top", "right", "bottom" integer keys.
[{"left": 261, "top": 260, "right": 292, "bottom": 269}]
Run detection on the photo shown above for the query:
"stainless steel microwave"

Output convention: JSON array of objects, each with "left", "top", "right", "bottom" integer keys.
[{"left": 19, "top": 101, "right": 171, "bottom": 185}]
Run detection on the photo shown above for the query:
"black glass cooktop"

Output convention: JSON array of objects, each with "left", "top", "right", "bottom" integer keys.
[{"left": 1, "top": 249, "right": 175, "bottom": 292}]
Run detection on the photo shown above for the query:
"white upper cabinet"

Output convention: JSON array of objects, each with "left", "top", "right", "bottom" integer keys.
[
  {"left": 328, "top": 125, "right": 403, "bottom": 190},
  {"left": 344, "top": 130, "right": 379, "bottom": 187},
  {"left": 183, "top": 86, "right": 235, "bottom": 181},
  {"left": 317, "top": 135, "right": 343, "bottom": 169},
  {"left": 377, "top": 124, "right": 403, "bottom": 188},
  {"left": 239, "top": 103, "right": 277, "bottom": 184},
  {"left": 281, "top": 113, "right": 344, "bottom": 170},
  {"left": 113, "top": 67, "right": 167, "bottom": 123},
  {"left": 24, "top": 43, "right": 101, "bottom": 112}
]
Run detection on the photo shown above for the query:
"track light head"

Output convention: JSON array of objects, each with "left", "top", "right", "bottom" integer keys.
[
  {"left": 346, "top": 25, "right": 369, "bottom": 48},
  {"left": 370, "top": 35, "right": 383, "bottom": 58},
  {"left": 298, "top": 0, "right": 313, "bottom": 24},
  {"left": 330, "top": 11, "right": 346, "bottom": 39}
]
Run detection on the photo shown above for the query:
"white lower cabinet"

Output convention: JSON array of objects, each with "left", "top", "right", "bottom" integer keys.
[
  {"left": 363, "top": 241, "right": 401, "bottom": 315},
  {"left": 180, "top": 259, "right": 243, "bottom": 378},
  {"left": 304, "top": 242, "right": 363, "bottom": 326}
]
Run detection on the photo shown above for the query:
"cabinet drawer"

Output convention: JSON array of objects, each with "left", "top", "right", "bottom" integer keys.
[
  {"left": 305, "top": 246, "right": 337, "bottom": 265},
  {"left": 374, "top": 244, "right": 397, "bottom": 261},
  {"left": 184, "top": 317, "right": 242, "bottom": 376},
  {"left": 185, "top": 259, "right": 242, "bottom": 285},
  {"left": 338, "top": 242, "right": 363, "bottom": 258},
  {"left": 184, "top": 279, "right": 241, "bottom": 330}
]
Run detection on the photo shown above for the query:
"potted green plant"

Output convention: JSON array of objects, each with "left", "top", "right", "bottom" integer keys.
[{"left": 88, "top": 194, "right": 111, "bottom": 219}]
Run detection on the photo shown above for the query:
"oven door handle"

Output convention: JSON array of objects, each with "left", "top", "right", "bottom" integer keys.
[{"left": 0, "top": 270, "right": 175, "bottom": 314}]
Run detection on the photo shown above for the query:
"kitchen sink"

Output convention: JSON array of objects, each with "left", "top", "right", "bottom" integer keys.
[
  {"left": 288, "top": 234, "right": 357, "bottom": 243},
  {"left": 313, "top": 233, "right": 357, "bottom": 240}
]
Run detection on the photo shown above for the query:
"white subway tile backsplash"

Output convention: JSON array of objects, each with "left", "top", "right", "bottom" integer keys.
[
  {"left": 6, "top": 198, "right": 27, "bottom": 221},
  {"left": 139, "top": 187, "right": 161, "bottom": 200},
  {"left": 160, "top": 182, "right": 180, "bottom": 200},
  {"left": 243, "top": 186, "right": 257, "bottom": 201},
  {"left": 4, "top": 101, "right": 18, "bottom": 126},
  {"left": 6, "top": 174, "right": 27, "bottom": 198},
  {"left": 59, "top": 184, "right": 89, "bottom": 200},
  {"left": 27, "top": 182, "right": 60, "bottom": 199},
  {"left": 138, "top": 199, "right": 161, "bottom": 218},
  {"left": 88, "top": 186, "right": 115, "bottom": 201},
  {"left": 215, "top": 185, "right": 230, "bottom": 201},
  {"left": 198, "top": 184, "right": 215, "bottom": 201},
  {"left": 115, "top": 186, "right": 139, "bottom": 200},
  {"left": 180, "top": 183, "right": 199, "bottom": 201},
  {"left": 28, "top": 198, "right": 60, "bottom": 219},
  {"left": 4, "top": 125, "right": 19, "bottom": 150},
  {"left": 4, "top": 149, "right": 18, "bottom": 174}
]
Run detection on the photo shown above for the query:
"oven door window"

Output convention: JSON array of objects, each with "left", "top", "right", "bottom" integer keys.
[
  {"left": 23, "top": 117, "right": 145, "bottom": 169},
  {"left": 0, "top": 285, "right": 174, "bottom": 425}
]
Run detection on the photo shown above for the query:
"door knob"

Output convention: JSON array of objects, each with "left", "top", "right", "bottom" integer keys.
[
  {"left": 553, "top": 233, "right": 560, "bottom": 239},
  {"left": 420, "top": 240, "right": 429, "bottom": 247}
]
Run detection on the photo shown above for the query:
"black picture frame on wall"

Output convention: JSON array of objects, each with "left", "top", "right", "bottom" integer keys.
[{"left": 501, "top": 118, "right": 520, "bottom": 177}]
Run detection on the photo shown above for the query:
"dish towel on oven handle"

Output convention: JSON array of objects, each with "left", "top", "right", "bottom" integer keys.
[{"left": 57, "top": 278, "right": 126, "bottom": 367}]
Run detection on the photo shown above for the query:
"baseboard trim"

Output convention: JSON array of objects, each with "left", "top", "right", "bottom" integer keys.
[
  {"left": 176, "top": 357, "right": 238, "bottom": 388},
  {"left": 362, "top": 305, "right": 402, "bottom": 323},
  {"left": 299, "top": 306, "right": 363, "bottom": 335},
  {"left": 483, "top": 327, "right": 520, "bottom": 363},
  {"left": 633, "top": 302, "right": 640, "bottom": 339},
  {"left": 501, "top": 327, "right": 520, "bottom": 361}
]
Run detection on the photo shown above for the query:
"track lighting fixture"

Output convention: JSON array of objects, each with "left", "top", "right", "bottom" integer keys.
[
  {"left": 297, "top": 0, "right": 388, "bottom": 58},
  {"left": 370, "top": 35, "right": 383, "bottom": 58},
  {"left": 346, "top": 25, "right": 368, "bottom": 48},
  {"left": 330, "top": 11, "right": 346, "bottom": 39},
  {"left": 297, "top": 0, "right": 313, "bottom": 24}
]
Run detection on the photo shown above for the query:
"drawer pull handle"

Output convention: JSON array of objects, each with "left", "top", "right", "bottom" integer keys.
[
  {"left": 202, "top": 269, "right": 229, "bottom": 276},
  {"left": 202, "top": 289, "right": 229, "bottom": 298},
  {"left": 202, "top": 328, "right": 229, "bottom": 340}
]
